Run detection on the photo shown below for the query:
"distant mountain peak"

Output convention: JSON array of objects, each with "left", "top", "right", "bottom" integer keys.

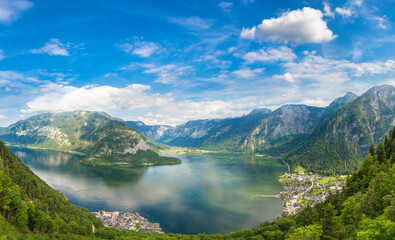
[
  {"left": 248, "top": 108, "right": 272, "bottom": 115},
  {"left": 344, "top": 91, "right": 358, "bottom": 98},
  {"left": 370, "top": 84, "right": 395, "bottom": 91},
  {"left": 329, "top": 92, "right": 358, "bottom": 108}
]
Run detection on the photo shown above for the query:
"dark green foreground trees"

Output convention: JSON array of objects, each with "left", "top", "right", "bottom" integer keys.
[{"left": 1, "top": 127, "right": 395, "bottom": 239}]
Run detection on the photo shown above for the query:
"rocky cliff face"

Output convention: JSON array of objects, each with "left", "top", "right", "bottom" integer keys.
[{"left": 240, "top": 105, "right": 325, "bottom": 151}]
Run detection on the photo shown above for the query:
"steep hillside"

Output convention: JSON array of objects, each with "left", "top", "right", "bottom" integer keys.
[
  {"left": 288, "top": 85, "right": 395, "bottom": 174},
  {"left": 319, "top": 92, "right": 358, "bottom": 125},
  {"left": 201, "top": 105, "right": 325, "bottom": 155},
  {"left": 0, "top": 111, "right": 180, "bottom": 168},
  {"left": 0, "top": 139, "right": 103, "bottom": 236}
]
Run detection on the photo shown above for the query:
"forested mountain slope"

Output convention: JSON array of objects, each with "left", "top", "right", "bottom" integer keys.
[{"left": 288, "top": 85, "right": 395, "bottom": 174}]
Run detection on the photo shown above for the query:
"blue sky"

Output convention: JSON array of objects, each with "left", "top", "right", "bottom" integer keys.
[{"left": 0, "top": 0, "right": 395, "bottom": 126}]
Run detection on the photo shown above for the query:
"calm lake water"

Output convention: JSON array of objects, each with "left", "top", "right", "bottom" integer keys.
[{"left": 10, "top": 147, "right": 285, "bottom": 234}]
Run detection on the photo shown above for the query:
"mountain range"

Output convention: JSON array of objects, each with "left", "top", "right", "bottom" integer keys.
[
  {"left": 1, "top": 85, "right": 395, "bottom": 174},
  {"left": 0, "top": 111, "right": 180, "bottom": 168},
  {"left": 128, "top": 85, "right": 395, "bottom": 174}
]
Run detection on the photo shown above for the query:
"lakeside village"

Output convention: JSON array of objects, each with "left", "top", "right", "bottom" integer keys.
[
  {"left": 279, "top": 167, "right": 347, "bottom": 216},
  {"left": 92, "top": 210, "right": 163, "bottom": 233}
]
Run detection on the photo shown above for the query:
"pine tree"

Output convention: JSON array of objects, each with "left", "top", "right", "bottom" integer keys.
[
  {"left": 369, "top": 144, "right": 375, "bottom": 156},
  {"left": 376, "top": 142, "right": 386, "bottom": 164}
]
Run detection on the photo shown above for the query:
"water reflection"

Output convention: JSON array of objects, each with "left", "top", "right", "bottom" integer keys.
[
  {"left": 12, "top": 147, "right": 147, "bottom": 186},
  {"left": 10, "top": 147, "right": 285, "bottom": 235}
]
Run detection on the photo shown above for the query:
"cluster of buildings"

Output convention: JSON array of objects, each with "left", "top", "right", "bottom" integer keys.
[
  {"left": 92, "top": 210, "right": 163, "bottom": 233},
  {"left": 280, "top": 171, "right": 346, "bottom": 216}
]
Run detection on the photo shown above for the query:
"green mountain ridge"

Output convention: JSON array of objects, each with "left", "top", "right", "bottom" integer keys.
[
  {"left": 288, "top": 85, "right": 395, "bottom": 174},
  {"left": 0, "top": 111, "right": 180, "bottom": 168}
]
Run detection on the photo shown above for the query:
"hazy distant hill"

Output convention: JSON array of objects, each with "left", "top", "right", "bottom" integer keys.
[{"left": 0, "top": 111, "right": 180, "bottom": 168}]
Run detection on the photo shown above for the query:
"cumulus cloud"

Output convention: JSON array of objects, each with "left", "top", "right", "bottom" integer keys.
[
  {"left": 0, "top": 0, "right": 33, "bottom": 24},
  {"left": 240, "top": 7, "right": 336, "bottom": 44},
  {"left": 168, "top": 16, "right": 215, "bottom": 31},
  {"left": 0, "top": 115, "right": 6, "bottom": 120},
  {"left": 31, "top": 39, "right": 70, "bottom": 56},
  {"left": 282, "top": 53, "right": 395, "bottom": 85},
  {"left": 242, "top": 46, "right": 296, "bottom": 63},
  {"left": 218, "top": 2, "right": 233, "bottom": 13},
  {"left": 233, "top": 68, "right": 263, "bottom": 78},
  {"left": 21, "top": 83, "right": 173, "bottom": 114},
  {"left": 118, "top": 38, "right": 161, "bottom": 57}
]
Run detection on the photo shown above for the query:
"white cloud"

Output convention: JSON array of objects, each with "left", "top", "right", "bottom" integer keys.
[
  {"left": 0, "top": 0, "right": 33, "bottom": 24},
  {"left": 122, "top": 63, "right": 193, "bottom": 85},
  {"left": 240, "top": 7, "right": 336, "bottom": 44},
  {"left": 31, "top": 39, "right": 70, "bottom": 56},
  {"left": 334, "top": 0, "right": 363, "bottom": 17},
  {"left": 0, "top": 115, "right": 6, "bottom": 120},
  {"left": 135, "top": 99, "right": 252, "bottom": 126},
  {"left": 352, "top": 0, "right": 363, "bottom": 7},
  {"left": 21, "top": 83, "right": 256, "bottom": 126},
  {"left": 282, "top": 53, "right": 395, "bottom": 85},
  {"left": 271, "top": 72, "right": 296, "bottom": 83},
  {"left": 335, "top": 7, "right": 352, "bottom": 17},
  {"left": 233, "top": 68, "right": 263, "bottom": 78},
  {"left": 168, "top": 16, "right": 215, "bottom": 31},
  {"left": 21, "top": 83, "right": 173, "bottom": 114},
  {"left": 323, "top": 2, "right": 334, "bottom": 18},
  {"left": 373, "top": 16, "right": 389, "bottom": 29},
  {"left": 242, "top": 46, "right": 296, "bottom": 63},
  {"left": 218, "top": 2, "right": 233, "bottom": 13},
  {"left": 118, "top": 38, "right": 161, "bottom": 57},
  {"left": 0, "top": 70, "right": 39, "bottom": 85}
]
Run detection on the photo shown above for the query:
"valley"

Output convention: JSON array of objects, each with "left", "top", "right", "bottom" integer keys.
[
  {"left": 10, "top": 146, "right": 284, "bottom": 234},
  {"left": 1, "top": 85, "right": 395, "bottom": 238}
]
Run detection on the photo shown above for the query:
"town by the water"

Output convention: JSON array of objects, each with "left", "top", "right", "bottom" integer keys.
[
  {"left": 92, "top": 210, "right": 163, "bottom": 233},
  {"left": 279, "top": 168, "right": 347, "bottom": 216}
]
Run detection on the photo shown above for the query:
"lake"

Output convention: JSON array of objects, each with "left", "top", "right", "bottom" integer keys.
[{"left": 10, "top": 147, "right": 285, "bottom": 235}]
